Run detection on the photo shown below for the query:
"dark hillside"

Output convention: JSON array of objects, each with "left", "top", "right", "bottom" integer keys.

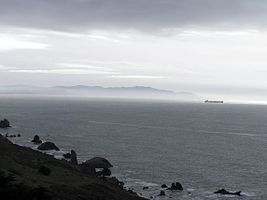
[{"left": 0, "top": 134, "right": 146, "bottom": 200}]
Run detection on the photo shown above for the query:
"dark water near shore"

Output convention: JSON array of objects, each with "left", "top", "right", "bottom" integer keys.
[{"left": 0, "top": 96, "right": 266, "bottom": 200}]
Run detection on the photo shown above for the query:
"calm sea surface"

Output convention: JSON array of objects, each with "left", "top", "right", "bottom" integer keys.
[{"left": 0, "top": 96, "right": 266, "bottom": 200}]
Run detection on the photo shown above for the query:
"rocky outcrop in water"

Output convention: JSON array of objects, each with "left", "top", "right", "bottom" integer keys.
[
  {"left": 5, "top": 133, "right": 18, "bottom": 138},
  {"left": 80, "top": 157, "right": 113, "bottom": 176},
  {"left": 37, "top": 142, "right": 59, "bottom": 151},
  {"left": 82, "top": 157, "right": 113, "bottom": 168},
  {"left": 167, "top": 182, "right": 183, "bottom": 190},
  {"left": 159, "top": 191, "right": 165, "bottom": 196},
  {"left": 96, "top": 168, "right": 111, "bottom": 176},
  {"left": 31, "top": 135, "right": 42, "bottom": 144},
  {"left": 70, "top": 150, "right": 78, "bottom": 165},
  {"left": 214, "top": 188, "right": 242, "bottom": 196},
  {"left": 63, "top": 153, "right": 71, "bottom": 159},
  {"left": 161, "top": 184, "right": 167, "bottom": 188},
  {"left": 0, "top": 119, "right": 10, "bottom": 128}
]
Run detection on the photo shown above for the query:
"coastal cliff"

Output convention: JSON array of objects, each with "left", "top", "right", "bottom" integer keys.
[{"left": 0, "top": 134, "right": 146, "bottom": 200}]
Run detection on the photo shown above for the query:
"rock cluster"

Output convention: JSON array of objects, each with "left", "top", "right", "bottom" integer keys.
[
  {"left": 96, "top": 167, "right": 111, "bottom": 176},
  {"left": 5, "top": 133, "right": 21, "bottom": 138},
  {"left": 80, "top": 157, "right": 113, "bottom": 177},
  {"left": 63, "top": 153, "right": 71, "bottom": 159},
  {"left": 2, "top": 128, "right": 246, "bottom": 200},
  {"left": 167, "top": 182, "right": 183, "bottom": 190},
  {"left": 37, "top": 142, "right": 59, "bottom": 151},
  {"left": 0, "top": 119, "right": 11, "bottom": 128},
  {"left": 0, "top": 134, "right": 144, "bottom": 200},
  {"left": 63, "top": 150, "right": 78, "bottom": 165}
]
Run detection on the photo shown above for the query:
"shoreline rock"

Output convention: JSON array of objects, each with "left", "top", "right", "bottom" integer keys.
[
  {"left": 80, "top": 157, "right": 113, "bottom": 176},
  {"left": 37, "top": 142, "right": 59, "bottom": 151},
  {"left": 161, "top": 184, "right": 167, "bottom": 188},
  {"left": 159, "top": 191, "right": 165, "bottom": 196},
  {"left": 167, "top": 182, "right": 183, "bottom": 191},
  {"left": 96, "top": 167, "right": 111, "bottom": 176},
  {"left": 81, "top": 157, "right": 113, "bottom": 168},
  {"left": 31, "top": 135, "right": 42, "bottom": 144},
  {"left": 63, "top": 153, "right": 71, "bottom": 159},
  {"left": 214, "top": 188, "right": 242, "bottom": 196},
  {"left": 0, "top": 119, "right": 11, "bottom": 128},
  {"left": 70, "top": 150, "right": 78, "bottom": 165},
  {"left": 5, "top": 133, "right": 18, "bottom": 138}
]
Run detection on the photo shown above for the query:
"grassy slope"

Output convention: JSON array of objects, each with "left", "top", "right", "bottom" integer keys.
[{"left": 0, "top": 134, "right": 146, "bottom": 200}]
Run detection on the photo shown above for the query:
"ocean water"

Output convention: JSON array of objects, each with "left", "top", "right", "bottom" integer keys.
[{"left": 0, "top": 96, "right": 266, "bottom": 200}]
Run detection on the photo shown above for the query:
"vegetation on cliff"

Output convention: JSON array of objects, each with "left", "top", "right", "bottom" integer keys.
[{"left": 0, "top": 134, "right": 146, "bottom": 200}]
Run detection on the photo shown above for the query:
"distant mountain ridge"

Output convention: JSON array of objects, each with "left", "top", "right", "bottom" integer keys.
[
  {"left": 53, "top": 85, "right": 174, "bottom": 93},
  {"left": 0, "top": 85, "right": 198, "bottom": 101}
]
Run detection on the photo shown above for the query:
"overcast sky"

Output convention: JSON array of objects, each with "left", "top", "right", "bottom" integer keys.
[{"left": 1, "top": 0, "right": 267, "bottom": 102}]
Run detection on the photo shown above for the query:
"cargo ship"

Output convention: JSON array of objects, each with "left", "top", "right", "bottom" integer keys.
[{"left": 204, "top": 100, "right": 224, "bottom": 103}]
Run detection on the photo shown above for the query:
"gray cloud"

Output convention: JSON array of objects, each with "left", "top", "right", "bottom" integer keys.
[{"left": 0, "top": 0, "right": 267, "bottom": 32}]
